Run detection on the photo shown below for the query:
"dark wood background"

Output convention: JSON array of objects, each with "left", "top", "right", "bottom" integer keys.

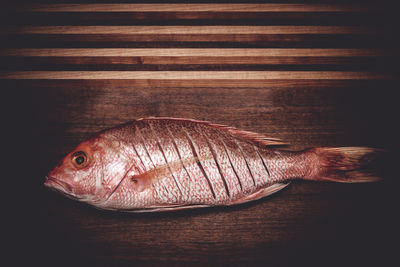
[{"left": 2, "top": 1, "right": 399, "bottom": 266}]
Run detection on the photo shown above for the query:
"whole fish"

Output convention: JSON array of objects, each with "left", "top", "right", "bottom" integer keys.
[{"left": 45, "top": 117, "right": 381, "bottom": 212}]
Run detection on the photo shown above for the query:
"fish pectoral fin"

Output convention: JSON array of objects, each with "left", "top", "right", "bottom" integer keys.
[
  {"left": 231, "top": 182, "right": 290, "bottom": 205},
  {"left": 130, "top": 173, "right": 154, "bottom": 192}
]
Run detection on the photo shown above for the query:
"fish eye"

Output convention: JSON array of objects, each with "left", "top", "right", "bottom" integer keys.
[{"left": 71, "top": 151, "right": 88, "bottom": 168}]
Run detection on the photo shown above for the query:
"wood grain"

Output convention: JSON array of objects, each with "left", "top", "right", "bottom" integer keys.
[
  {"left": 2, "top": 48, "right": 388, "bottom": 70},
  {"left": 3, "top": 25, "right": 375, "bottom": 34},
  {"left": 3, "top": 34, "right": 384, "bottom": 49},
  {"left": 2, "top": 12, "right": 378, "bottom": 27},
  {"left": 0, "top": 71, "right": 391, "bottom": 80},
  {"left": 0, "top": 48, "right": 386, "bottom": 57},
  {"left": 2, "top": 2, "right": 397, "bottom": 266},
  {"left": 15, "top": 3, "right": 371, "bottom": 12}
]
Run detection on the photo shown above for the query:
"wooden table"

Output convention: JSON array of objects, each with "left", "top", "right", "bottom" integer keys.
[{"left": 2, "top": 2, "right": 398, "bottom": 266}]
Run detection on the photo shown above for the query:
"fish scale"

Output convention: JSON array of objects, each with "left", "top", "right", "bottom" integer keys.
[
  {"left": 167, "top": 123, "right": 215, "bottom": 203},
  {"left": 220, "top": 136, "right": 255, "bottom": 194},
  {"left": 184, "top": 125, "right": 227, "bottom": 202},
  {"left": 45, "top": 117, "right": 383, "bottom": 212},
  {"left": 150, "top": 122, "right": 191, "bottom": 202},
  {"left": 203, "top": 129, "right": 242, "bottom": 199},
  {"left": 136, "top": 122, "right": 181, "bottom": 202},
  {"left": 135, "top": 119, "right": 282, "bottom": 204}
]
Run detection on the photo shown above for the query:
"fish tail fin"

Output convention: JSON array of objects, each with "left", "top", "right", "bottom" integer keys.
[{"left": 305, "top": 147, "right": 384, "bottom": 183}]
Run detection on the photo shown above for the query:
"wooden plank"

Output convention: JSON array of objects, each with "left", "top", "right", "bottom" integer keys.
[
  {"left": 0, "top": 71, "right": 391, "bottom": 80},
  {"left": 16, "top": 4, "right": 372, "bottom": 12},
  {"left": 2, "top": 12, "right": 377, "bottom": 27},
  {"left": 2, "top": 26, "right": 375, "bottom": 35},
  {"left": 2, "top": 57, "right": 387, "bottom": 71},
  {"left": 0, "top": 79, "right": 384, "bottom": 88},
  {"left": 2, "top": 34, "right": 381, "bottom": 48},
  {"left": 0, "top": 48, "right": 386, "bottom": 57}
]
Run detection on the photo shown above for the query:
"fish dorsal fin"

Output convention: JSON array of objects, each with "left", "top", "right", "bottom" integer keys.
[
  {"left": 139, "top": 117, "right": 287, "bottom": 147},
  {"left": 215, "top": 125, "right": 287, "bottom": 146}
]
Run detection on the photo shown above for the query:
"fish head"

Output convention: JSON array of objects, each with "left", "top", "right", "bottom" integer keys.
[{"left": 44, "top": 133, "right": 133, "bottom": 205}]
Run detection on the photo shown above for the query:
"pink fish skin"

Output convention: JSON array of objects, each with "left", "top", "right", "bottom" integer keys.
[{"left": 45, "top": 117, "right": 381, "bottom": 212}]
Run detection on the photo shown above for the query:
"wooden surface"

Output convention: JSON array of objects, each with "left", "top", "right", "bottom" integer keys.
[{"left": 2, "top": 1, "right": 398, "bottom": 266}]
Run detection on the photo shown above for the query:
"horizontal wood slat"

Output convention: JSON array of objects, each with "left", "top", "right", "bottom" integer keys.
[
  {"left": 15, "top": 4, "right": 373, "bottom": 12},
  {"left": 0, "top": 48, "right": 386, "bottom": 57},
  {"left": 0, "top": 4, "right": 393, "bottom": 78},
  {"left": 2, "top": 48, "right": 390, "bottom": 71},
  {"left": 0, "top": 5, "right": 393, "bottom": 78},
  {"left": 3, "top": 25, "right": 375, "bottom": 34},
  {"left": 2, "top": 13, "right": 380, "bottom": 27},
  {"left": 3, "top": 35, "right": 384, "bottom": 49},
  {"left": 0, "top": 71, "right": 391, "bottom": 80}
]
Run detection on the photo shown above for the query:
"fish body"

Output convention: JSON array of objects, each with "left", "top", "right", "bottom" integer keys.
[{"left": 45, "top": 117, "right": 380, "bottom": 212}]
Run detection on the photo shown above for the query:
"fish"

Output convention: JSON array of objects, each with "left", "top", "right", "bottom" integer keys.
[{"left": 45, "top": 117, "right": 382, "bottom": 212}]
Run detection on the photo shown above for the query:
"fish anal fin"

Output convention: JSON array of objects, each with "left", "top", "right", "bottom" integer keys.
[
  {"left": 139, "top": 117, "right": 287, "bottom": 147},
  {"left": 231, "top": 182, "right": 290, "bottom": 205},
  {"left": 122, "top": 204, "right": 212, "bottom": 213}
]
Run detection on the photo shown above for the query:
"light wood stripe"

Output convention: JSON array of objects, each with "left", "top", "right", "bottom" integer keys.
[
  {"left": 0, "top": 71, "right": 390, "bottom": 80},
  {"left": 0, "top": 48, "right": 385, "bottom": 57},
  {"left": 2, "top": 26, "right": 374, "bottom": 35},
  {"left": 16, "top": 4, "right": 371, "bottom": 12},
  {"left": 0, "top": 79, "right": 386, "bottom": 88}
]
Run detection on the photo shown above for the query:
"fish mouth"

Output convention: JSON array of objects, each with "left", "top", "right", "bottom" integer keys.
[
  {"left": 45, "top": 176, "right": 71, "bottom": 191},
  {"left": 44, "top": 176, "right": 83, "bottom": 200}
]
